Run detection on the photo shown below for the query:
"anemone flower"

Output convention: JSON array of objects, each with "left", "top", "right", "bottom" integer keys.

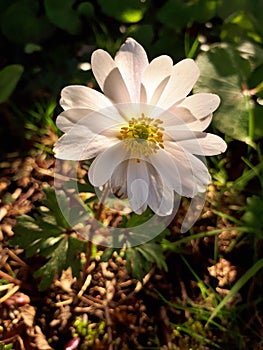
[{"left": 54, "top": 38, "right": 227, "bottom": 216}]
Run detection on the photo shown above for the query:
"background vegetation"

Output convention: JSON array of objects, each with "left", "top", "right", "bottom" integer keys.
[{"left": 0, "top": 0, "right": 263, "bottom": 349}]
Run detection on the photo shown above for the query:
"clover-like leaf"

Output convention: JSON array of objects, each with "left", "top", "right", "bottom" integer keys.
[
  {"left": 11, "top": 187, "right": 89, "bottom": 290},
  {"left": 194, "top": 43, "right": 257, "bottom": 143},
  {"left": 0, "top": 0, "right": 54, "bottom": 44},
  {"left": 0, "top": 65, "right": 24, "bottom": 104}
]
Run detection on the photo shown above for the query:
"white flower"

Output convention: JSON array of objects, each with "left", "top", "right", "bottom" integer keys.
[{"left": 54, "top": 38, "right": 227, "bottom": 216}]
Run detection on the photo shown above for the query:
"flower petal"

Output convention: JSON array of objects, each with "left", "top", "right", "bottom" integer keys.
[
  {"left": 60, "top": 85, "right": 112, "bottom": 111},
  {"left": 103, "top": 67, "right": 131, "bottom": 103},
  {"left": 161, "top": 106, "right": 196, "bottom": 126},
  {"left": 176, "top": 132, "right": 227, "bottom": 156},
  {"left": 157, "top": 58, "right": 200, "bottom": 109},
  {"left": 91, "top": 49, "right": 116, "bottom": 92},
  {"left": 56, "top": 108, "right": 94, "bottom": 132},
  {"left": 57, "top": 106, "right": 126, "bottom": 133},
  {"left": 165, "top": 142, "right": 211, "bottom": 196},
  {"left": 54, "top": 107, "right": 124, "bottom": 160},
  {"left": 115, "top": 37, "right": 149, "bottom": 103},
  {"left": 88, "top": 142, "right": 129, "bottom": 186},
  {"left": 149, "top": 149, "right": 183, "bottom": 194},
  {"left": 178, "top": 93, "right": 220, "bottom": 119},
  {"left": 141, "top": 55, "right": 173, "bottom": 104},
  {"left": 127, "top": 159, "right": 149, "bottom": 214},
  {"left": 54, "top": 132, "right": 114, "bottom": 160},
  {"left": 110, "top": 160, "right": 128, "bottom": 199},
  {"left": 186, "top": 114, "right": 213, "bottom": 131},
  {"left": 146, "top": 162, "right": 174, "bottom": 216}
]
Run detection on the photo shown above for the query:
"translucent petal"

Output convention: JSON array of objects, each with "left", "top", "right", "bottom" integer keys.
[
  {"left": 157, "top": 59, "right": 200, "bottom": 109},
  {"left": 103, "top": 67, "right": 131, "bottom": 103},
  {"left": 110, "top": 160, "right": 128, "bottom": 199},
  {"left": 91, "top": 49, "right": 116, "bottom": 92},
  {"left": 187, "top": 114, "right": 213, "bottom": 131},
  {"left": 141, "top": 55, "right": 173, "bottom": 103},
  {"left": 178, "top": 93, "right": 220, "bottom": 118},
  {"left": 176, "top": 132, "right": 227, "bottom": 156},
  {"left": 164, "top": 142, "right": 211, "bottom": 196},
  {"left": 57, "top": 106, "right": 126, "bottom": 133},
  {"left": 60, "top": 85, "right": 112, "bottom": 111},
  {"left": 127, "top": 159, "right": 149, "bottom": 213},
  {"left": 146, "top": 163, "right": 174, "bottom": 216},
  {"left": 88, "top": 142, "right": 129, "bottom": 186},
  {"left": 54, "top": 132, "right": 114, "bottom": 161},
  {"left": 115, "top": 37, "right": 149, "bottom": 103}
]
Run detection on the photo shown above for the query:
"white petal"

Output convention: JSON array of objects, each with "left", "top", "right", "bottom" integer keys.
[
  {"left": 54, "top": 108, "right": 124, "bottom": 160},
  {"left": 161, "top": 106, "right": 196, "bottom": 126},
  {"left": 91, "top": 49, "right": 116, "bottom": 92},
  {"left": 176, "top": 133, "right": 227, "bottom": 156},
  {"left": 103, "top": 67, "right": 131, "bottom": 103},
  {"left": 57, "top": 106, "right": 125, "bottom": 133},
  {"left": 56, "top": 108, "right": 94, "bottom": 132},
  {"left": 141, "top": 55, "right": 173, "bottom": 103},
  {"left": 115, "top": 37, "right": 149, "bottom": 103},
  {"left": 149, "top": 76, "right": 170, "bottom": 106},
  {"left": 54, "top": 132, "right": 114, "bottom": 160},
  {"left": 88, "top": 142, "right": 129, "bottom": 186},
  {"left": 187, "top": 114, "right": 213, "bottom": 131},
  {"left": 149, "top": 149, "right": 183, "bottom": 194},
  {"left": 60, "top": 85, "right": 112, "bottom": 111},
  {"left": 157, "top": 58, "right": 200, "bottom": 109},
  {"left": 110, "top": 160, "right": 128, "bottom": 199},
  {"left": 164, "top": 128, "right": 198, "bottom": 142},
  {"left": 165, "top": 142, "right": 211, "bottom": 196},
  {"left": 127, "top": 159, "right": 149, "bottom": 213},
  {"left": 146, "top": 163, "right": 174, "bottom": 216},
  {"left": 178, "top": 93, "right": 220, "bottom": 118}
]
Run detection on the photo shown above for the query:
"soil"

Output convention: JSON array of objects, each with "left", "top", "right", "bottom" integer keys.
[{"left": 0, "top": 135, "right": 262, "bottom": 350}]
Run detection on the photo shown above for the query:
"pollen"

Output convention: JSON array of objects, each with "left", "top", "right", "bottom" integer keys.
[{"left": 119, "top": 113, "right": 164, "bottom": 158}]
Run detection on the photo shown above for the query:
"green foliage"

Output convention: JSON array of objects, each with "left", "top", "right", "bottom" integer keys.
[
  {"left": 242, "top": 195, "right": 263, "bottom": 233},
  {"left": 44, "top": 0, "right": 94, "bottom": 35},
  {"left": 0, "top": 0, "right": 54, "bottom": 44},
  {"left": 125, "top": 240, "right": 167, "bottom": 280},
  {"left": 10, "top": 187, "right": 88, "bottom": 290},
  {"left": 97, "top": 0, "right": 147, "bottom": 23},
  {"left": 195, "top": 42, "right": 263, "bottom": 143},
  {"left": 0, "top": 65, "right": 24, "bottom": 104},
  {"left": 157, "top": 0, "right": 218, "bottom": 29}
]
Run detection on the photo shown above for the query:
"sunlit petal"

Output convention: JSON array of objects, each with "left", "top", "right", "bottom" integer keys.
[
  {"left": 60, "top": 85, "right": 112, "bottom": 111},
  {"left": 157, "top": 59, "right": 200, "bottom": 109},
  {"left": 142, "top": 55, "right": 173, "bottom": 103},
  {"left": 127, "top": 159, "right": 149, "bottom": 213},
  {"left": 88, "top": 142, "right": 129, "bottom": 186},
  {"left": 177, "top": 93, "right": 220, "bottom": 118},
  {"left": 115, "top": 37, "right": 149, "bottom": 103}
]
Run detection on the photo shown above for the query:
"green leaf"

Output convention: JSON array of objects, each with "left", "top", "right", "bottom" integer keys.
[
  {"left": 0, "top": 0, "right": 54, "bottom": 44},
  {"left": 44, "top": 0, "right": 82, "bottom": 35},
  {"left": 11, "top": 186, "right": 89, "bottom": 289},
  {"left": 0, "top": 65, "right": 24, "bottom": 104},
  {"left": 125, "top": 240, "right": 167, "bottom": 281},
  {"left": 242, "top": 195, "right": 263, "bottom": 231},
  {"left": 34, "top": 238, "right": 67, "bottom": 290},
  {"left": 41, "top": 187, "right": 71, "bottom": 229},
  {"left": 157, "top": 0, "right": 217, "bottom": 29},
  {"left": 97, "top": 0, "right": 147, "bottom": 23},
  {"left": 194, "top": 43, "right": 254, "bottom": 143},
  {"left": 77, "top": 2, "right": 94, "bottom": 18}
]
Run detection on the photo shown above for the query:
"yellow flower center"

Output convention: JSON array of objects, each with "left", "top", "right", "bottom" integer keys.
[{"left": 119, "top": 114, "right": 164, "bottom": 159}]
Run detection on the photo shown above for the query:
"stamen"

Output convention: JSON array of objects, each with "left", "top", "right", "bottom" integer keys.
[{"left": 119, "top": 113, "right": 164, "bottom": 157}]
